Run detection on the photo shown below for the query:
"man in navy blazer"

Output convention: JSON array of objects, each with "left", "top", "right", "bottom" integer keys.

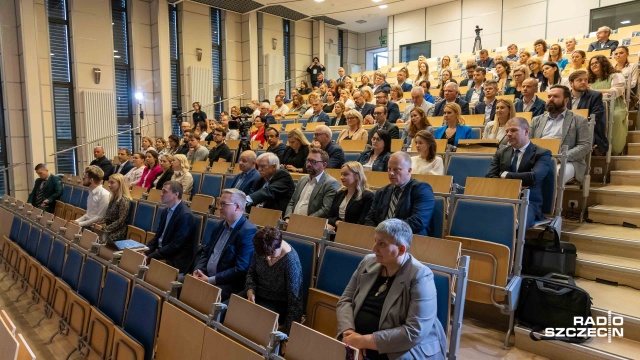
[
  {"left": 146, "top": 181, "right": 197, "bottom": 274},
  {"left": 433, "top": 83, "right": 470, "bottom": 116},
  {"left": 396, "top": 68, "right": 413, "bottom": 92},
  {"left": 193, "top": 189, "right": 257, "bottom": 301},
  {"left": 474, "top": 80, "right": 498, "bottom": 125},
  {"left": 353, "top": 91, "right": 375, "bottom": 118},
  {"left": 246, "top": 153, "right": 295, "bottom": 215},
  {"left": 307, "top": 99, "right": 331, "bottom": 125},
  {"left": 365, "top": 152, "right": 434, "bottom": 235},
  {"left": 515, "top": 78, "right": 546, "bottom": 117},
  {"left": 464, "top": 68, "right": 486, "bottom": 104},
  {"left": 372, "top": 90, "right": 400, "bottom": 123},
  {"left": 587, "top": 26, "right": 619, "bottom": 54},
  {"left": 477, "top": 49, "right": 496, "bottom": 69},
  {"left": 486, "top": 117, "right": 552, "bottom": 227},
  {"left": 110, "top": 148, "right": 134, "bottom": 177},
  {"left": 568, "top": 70, "right": 608, "bottom": 154},
  {"left": 231, "top": 150, "right": 261, "bottom": 195}
]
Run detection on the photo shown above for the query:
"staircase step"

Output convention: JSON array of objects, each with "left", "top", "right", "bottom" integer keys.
[
  {"left": 610, "top": 170, "right": 640, "bottom": 186},
  {"left": 628, "top": 143, "right": 640, "bottom": 156},
  {"left": 627, "top": 131, "right": 640, "bottom": 144},
  {"left": 588, "top": 205, "right": 640, "bottom": 226},
  {"left": 590, "top": 185, "right": 640, "bottom": 207},
  {"left": 562, "top": 222, "right": 640, "bottom": 262},
  {"left": 576, "top": 251, "right": 640, "bottom": 289}
]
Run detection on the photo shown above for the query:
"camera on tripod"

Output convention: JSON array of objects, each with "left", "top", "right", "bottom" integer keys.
[
  {"left": 229, "top": 106, "right": 255, "bottom": 136},
  {"left": 475, "top": 25, "right": 483, "bottom": 37},
  {"left": 171, "top": 107, "right": 182, "bottom": 117}
]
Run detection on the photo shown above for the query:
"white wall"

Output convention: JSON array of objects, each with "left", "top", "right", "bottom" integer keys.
[{"left": 357, "top": 29, "right": 388, "bottom": 70}]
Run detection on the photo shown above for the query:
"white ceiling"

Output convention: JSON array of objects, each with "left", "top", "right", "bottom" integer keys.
[{"left": 259, "top": 0, "right": 451, "bottom": 33}]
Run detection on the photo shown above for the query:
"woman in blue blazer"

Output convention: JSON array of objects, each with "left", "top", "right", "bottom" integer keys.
[{"left": 433, "top": 102, "right": 473, "bottom": 150}]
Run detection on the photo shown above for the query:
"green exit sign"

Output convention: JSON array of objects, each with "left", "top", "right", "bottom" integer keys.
[{"left": 379, "top": 35, "right": 387, "bottom": 46}]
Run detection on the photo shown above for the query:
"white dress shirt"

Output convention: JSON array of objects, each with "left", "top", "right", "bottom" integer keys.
[
  {"left": 293, "top": 172, "right": 324, "bottom": 216},
  {"left": 124, "top": 166, "right": 144, "bottom": 186},
  {"left": 76, "top": 185, "right": 111, "bottom": 227},
  {"left": 541, "top": 109, "right": 568, "bottom": 139}
]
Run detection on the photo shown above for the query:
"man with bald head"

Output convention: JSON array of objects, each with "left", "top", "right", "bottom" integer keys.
[
  {"left": 181, "top": 121, "right": 192, "bottom": 135},
  {"left": 433, "top": 82, "right": 470, "bottom": 116},
  {"left": 364, "top": 152, "right": 434, "bottom": 235},
  {"left": 230, "top": 150, "right": 260, "bottom": 200},
  {"left": 310, "top": 125, "right": 345, "bottom": 168},
  {"left": 90, "top": 146, "right": 114, "bottom": 180},
  {"left": 399, "top": 86, "right": 435, "bottom": 123},
  {"left": 515, "top": 78, "right": 546, "bottom": 117}
]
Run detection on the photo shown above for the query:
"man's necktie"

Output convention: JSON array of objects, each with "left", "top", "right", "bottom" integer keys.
[
  {"left": 35, "top": 180, "right": 47, "bottom": 207},
  {"left": 386, "top": 186, "right": 402, "bottom": 219},
  {"left": 510, "top": 149, "right": 520, "bottom": 173}
]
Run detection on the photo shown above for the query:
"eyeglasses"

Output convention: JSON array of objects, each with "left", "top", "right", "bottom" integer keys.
[
  {"left": 373, "top": 112, "right": 385, "bottom": 116},
  {"left": 346, "top": 116, "right": 356, "bottom": 120},
  {"left": 306, "top": 158, "right": 325, "bottom": 165},
  {"left": 218, "top": 201, "right": 237, "bottom": 208}
]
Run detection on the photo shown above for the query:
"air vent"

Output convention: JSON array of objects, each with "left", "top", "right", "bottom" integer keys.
[{"left": 356, "top": 20, "right": 367, "bottom": 24}]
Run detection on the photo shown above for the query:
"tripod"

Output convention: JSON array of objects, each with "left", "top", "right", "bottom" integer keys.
[{"left": 472, "top": 26, "right": 483, "bottom": 53}]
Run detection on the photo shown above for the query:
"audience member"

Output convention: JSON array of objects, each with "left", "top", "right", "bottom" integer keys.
[
  {"left": 282, "top": 128, "right": 310, "bottom": 173},
  {"left": 307, "top": 57, "right": 325, "bottom": 85},
  {"left": 73, "top": 166, "right": 111, "bottom": 227},
  {"left": 389, "top": 85, "right": 406, "bottom": 104},
  {"left": 540, "top": 62, "right": 569, "bottom": 92},
  {"left": 262, "top": 128, "right": 285, "bottom": 163},
  {"left": 528, "top": 57, "right": 544, "bottom": 83},
  {"left": 337, "top": 219, "right": 447, "bottom": 360},
  {"left": 563, "top": 50, "right": 587, "bottom": 78},
  {"left": 110, "top": 148, "right": 133, "bottom": 176},
  {"left": 327, "top": 162, "right": 374, "bottom": 232},
  {"left": 307, "top": 99, "right": 331, "bottom": 125},
  {"left": 145, "top": 181, "right": 197, "bottom": 274},
  {"left": 156, "top": 138, "right": 168, "bottom": 155},
  {"left": 530, "top": 85, "right": 591, "bottom": 183},
  {"left": 246, "top": 153, "right": 295, "bottom": 215},
  {"left": 170, "top": 154, "right": 194, "bottom": 195},
  {"left": 484, "top": 99, "right": 516, "bottom": 146},
  {"left": 195, "top": 121, "right": 209, "bottom": 141},
  {"left": 370, "top": 90, "right": 400, "bottom": 124},
  {"left": 396, "top": 67, "right": 413, "bottom": 92},
  {"left": 176, "top": 130, "right": 192, "bottom": 155},
  {"left": 399, "top": 86, "right": 434, "bottom": 123},
  {"left": 495, "top": 61, "right": 515, "bottom": 95},
  {"left": 477, "top": 49, "right": 495, "bottom": 68},
  {"left": 231, "top": 151, "right": 260, "bottom": 194},
  {"left": 323, "top": 90, "right": 337, "bottom": 113},
  {"left": 438, "top": 55, "right": 454, "bottom": 76},
  {"left": 336, "top": 67, "right": 349, "bottom": 83},
  {"left": 339, "top": 88, "right": 356, "bottom": 109},
  {"left": 365, "top": 152, "right": 434, "bottom": 235},
  {"left": 361, "top": 86, "right": 375, "bottom": 105},
  {"left": 568, "top": 70, "right": 607, "bottom": 156},
  {"left": 250, "top": 116, "right": 267, "bottom": 147},
  {"left": 613, "top": 46, "right": 638, "bottom": 92},
  {"left": 244, "top": 227, "right": 303, "bottom": 334},
  {"left": 99, "top": 173, "right": 131, "bottom": 244},
  {"left": 511, "top": 64, "right": 530, "bottom": 98},
  {"left": 588, "top": 26, "right": 618, "bottom": 53},
  {"left": 28, "top": 163, "right": 62, "bottom": 213},
  {"left": 141, "top": 136, "right": 156, "bottom": 153},
  {"left": 137, "top": 151, "right": 163, "bottom": 189},
  {"left": 437, "top": 69, "right": 457, "bottom": 98},
  {"left": 284, "top": 148, "right": 339, "bottom": 220},
  {"left": 403, "top": 107, "right": 434, "bottom": 150},
  {"left": 337, "top": 109, "right": 368, "bottom": 143},
  {"left": 359, "top": 129, "right": 392, "bottom": 172},
  {"left": 359, "top": 74, "right": 372, "bottom": 89},
  {"left": 533, "top": 39, "right": 549, "bottom": 59},
  {"left": 434, "top": 82, "right": 470, "bottom": 116},
  {"left": 465, "top": 67, "right": 486, "bottom": 105},
  {"left": 153, "top": 154, "right": 175, "bottom": 190},
  {"left": 331, "top": 101, "right": 348, "bottom": 126},
  {"left": 372, "top": 72, "right": 391, "bottom": 95},
  {"left": 258, "top": 102, "right": 276, "bottom": 125},
  {"left": 193, "top": 188, "right": 257, "bottom": 301},
  {"left": 180, "top": 121, "right": 192, "bottom": 135},
  {"left": 272, "top": 95, "right": 290, "bottom": 119},
  {"left": 298, "top": 80, "right": 311, "bottom": 95},
  {"left": 518, "top": 50, "right": 531, "bottom": 66},
  {"left": 415, "top": 61, "right": 433, "bottom": 84},
  {"left": 368, "top": 104, "right": 400, "bottom": 145},
  {"left": 505, "top": 44, "right": 520, "bottom": 65},
  {"left": 487, "top": 117, "right": 552, "bottom": 228},
  {"left": 311, "top": 125, "right": 345, "bottom": 169},
  {"left": 278, "top": 88, "right": 291, "bottom": 104},
  {"left": 588, "top": 55, "right": 628, "bottom": 155},
  {"left": 124, "top": 152, "right": 145, "bottom": 186},
  {"left": 460, "top": 64, "right": 477, "bottom": 86},
  {"left": 565, "top": 37, "right": 577, "bottom": 56},
  {"left": 547, "top": 44, "right": 568, "bottom": 70},
  {"left": 344, "top": 77, "right": 356, "bottom": 94},
  {"left": 411, "top": 130, "right": 444, "bottom": 175},
  {"left": 207, "top": 127, "right": 232, "bottom": 164},
  {"left": 289, "top": 94, "right": 308, "bottom": 114},
  {"left": 186, "top": 134, "right": 209, "bottom": 163},
  {"left": 315, "top": 72, "right": 330, "bottom": 88},
  {"left": 420, "top": 80, "right": 437, "bottom": 104},
  {"left": 434, "top": 103, "right": 474, "bottom": 150},
  {"left": 166, "top": 135, "right": 180, "bottom": 155},
  {"left": 353, "top": 91, "right": 375, "bottom": 117},
  {"left": 90, "top": 146, "right": 114, "bottom": 181},
  {"left": 192, "top": 102, "right": 207, "bottom": 124},
  {"left": 515, "top": 78, "right": 546, "bottom": 116},
  {"left": 474, "top": 80, "right": 498, "bottom": 125}
]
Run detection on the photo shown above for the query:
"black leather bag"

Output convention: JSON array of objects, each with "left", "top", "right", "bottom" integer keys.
[
  {"left": 516, "top": 274, "right": 592, "bottom": 343},
  {"left": 522, "top": 226, "right": 576, "bottom": 276}
]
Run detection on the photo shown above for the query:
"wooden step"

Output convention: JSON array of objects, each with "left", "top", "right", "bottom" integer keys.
[
  {"left": 589, "top": 205, "right": 640, "bottom": 226},
  {"left": 628, "top": 144, "right": 640, "bottom": 156},
  {"left": 627, "top": 131, "right": 640, "bottom": 144},
  {"left": 591, "top": 185, "right": 640, "bottom": 207},
  {"left": 610, "top": 170, "right": 640, "bottom": 186},
  {"left": 576, "top": 251, "right": 640, "bottom": 289},
  {"left": 562, "top": 222, "right": 640, "bottom": 262}
]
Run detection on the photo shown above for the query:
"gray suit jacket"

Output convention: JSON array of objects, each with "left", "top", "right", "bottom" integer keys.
[
  {"left": 284, "top": 172, "right": 340, "bottom": 219},
  {"left": 336, "top": 254, "right": 447, "bottom": 360},
  {"left": 530, "top": 110, "right": 591, "bottom": 182}
]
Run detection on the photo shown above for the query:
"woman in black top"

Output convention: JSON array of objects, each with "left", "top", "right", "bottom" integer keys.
[
  {"left": 327, "top": 162, "right": 375, "bottom": 232},
  {"left": 153, "top": 154, "right": 175, "bottom": 190},
  {"left": 298, "top": 80, "right": 312, "bottom": 95},
  {"left": 357, "top": 129, "right": 391, "bottom": 172},
  {"left": 192, "top": 102, "right": 207, "bottom": 124},
  {"left": 323, "top": 90, "right": 337, "bottom": 114},
  {"left": 282, "top": 128, "right": 310, "bottom": 173}
]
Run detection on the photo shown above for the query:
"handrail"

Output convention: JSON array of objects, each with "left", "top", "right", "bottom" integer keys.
[
  {"left": 175, "top": 92, "right": 247, "bottom": 118},
  {"left": 603, "top": 93, "right": 615, "bottom": 184}
]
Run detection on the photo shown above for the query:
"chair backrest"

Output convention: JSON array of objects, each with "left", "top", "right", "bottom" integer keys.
[
  {"left": 200, "top": 326, "right": 264, "bottom": 360},
  {"left": 192, "top": 161, "right": 208, "bottom": 173},
  {"left": 433, "top": 271, "right": 452, "bottom": 334},
  {"left": 35, "top": 231, "right": 54, "bottom": 265},
  {"left": 469, "top": 128, "right": 481, "bottom": 139},
  {"left": 429, "top": 197, "right": 446, "bottom": 238},
  {"left": 61, "top": 248, "right": 85, "bottom": 290},
  {"left": 144, "top": 259, "right": 178, "bottom": 292},
  {"left": 17, "top": 222, "right": 30, "bottom": 248},
  {"left": 334, "top": 222, "right": 376, "bottom": 250},
  {"left": 98, "top": 270, "right": 131, "bottom": 326},
  {"left": 225, "top": 294, "right": 279, "bottom": 347},
  {"left": 540, "top": 154, "right": 557, "bottom": 216},
  {"left": 179, "top": 275, "right": 221, "bottom": 315},
  {"left": 412, "top": 174, "right": 452, "bottom": 194},
  {"left": 446, "top": 155, "right": 493, "bottom": 188},
  {"left": 48, "top": 239, "right": 68, "bottom": 277},
  {"left": 39, "top": 211, "right": 54, "bottom": 227},
  {"left": 29, "top": 207, "right": 43, "bottom": 221},
  {"left": 78, "top": 229, "right": 99, "bottom": 251},
  {"left": 131, "top": 185, "right": 146, "bottom": 200},
  {"left": 147, "top": 188, "right": 162, "bottom": 203},
  {"left": 463, "top": 114, "right": 486, "bottom": 126},
  {"left": 80, "top": 188, "right": 89, "bottom": 210},
  {"left": 25, "top": 227, "right": 42, "bottom": 256},
  {"left": 9, "top": 216, "right": 21, "bottom": 241},
  {"left": 128, "top": 200, "right": 137, "bottom": 225},
  {"left": 62, "top": 221, "right": 82, "bottom": 242},
  {"left": 286, "top": 237, "right": 317, "bottom": 309},
  {"left": 61, "top": 184, "right": 73, "bottom": 203},
  {"left": 287, "top": 214, "right": 326, "bottom": 239},
  {"left": 222, "top": 174, "right": 236, "bottom": 189},
  {"left": 316, "top": 247, "right": 366, "bottom": 297},
  {"left": 449, "top": 199, "right": 516, "bottom": 251},
  {"left": 464, "top": 177, "right": 522, "bottom": 200},
  {"left": 133, "top": 201, "right": 156, "bottom": 232},
  {"left": 209, "top": 162, "right": 230, "bottom": 174},
  {"left": 70, "top": 187, "right": 82, "bottom": 207},
  {"left": 410, "top": 235, "right": 461, "bottom": 269},
  {"left": 200, "top": 217, "right": 222, "bottom": 247},
  {"left": 366, "top": 171, "right": 390, "bottom": 188},
  {"left": 340, "top": 139, "right": 367, "bottom": 152},
  {"left": 118, "top": 248, "right": 146, "bottom": 276},
  {"left": 191, "top": 172, "right": 203, "bottom": 195},
  {"left": 286, "top": 322, "right": 359, "bottom": 360},
  {"left": 200, "top": 173, "right": 224, "bottom": 198},
  {"left": 456, "top": 140, "right": 499, "bottom": 153},
  {"left": 530, "top": 138, "right": 561, "bottom": 155},
  {"left": 344, "top": 152, "right": 359, "bottom": 163},
  {"left": 122, "top": 285, "right": 161, "bottom": 360},
  {"left": 155, "top": 302, "right": 206, "bottom": 360},
  {"left": 50, "top": 216, "right": 67, "bottom": 234},
  {"left": 248, "top": 207, "right": 282, "bottom": 228},
  {"left": 190, "top": 194, "right": 215, "bottom": 213},
  {"left": 77, "top": 257, "right": 106, "bottom": 306}
]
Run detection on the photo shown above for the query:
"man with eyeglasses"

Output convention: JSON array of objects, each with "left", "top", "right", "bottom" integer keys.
[
  {"left": 207, "top": 127, "right": 232, "bottom": 166},
  {"left": 231, "top": 150, "right": 260, "bottom": 195},
  {"left": 310, "top": 125, "right": 345, "bottom": 169},
  {"left": 352, "top": 91, "right": 375, "bottom": 118},
  {"left": 246, "top": 152, "right": 295, "bottom": 215},
  {"left": 587, "top": 26, "right": 618, "bottom": 54},
  {"left": 192, "top": 188, "right": 257, "bottom": 301},
  {"left": 373, "top": 90, "right": 400, "bottom": 123},
  {"left": 283, "top": 148, "right": 340, "bottom": 222},
  {"left": 264, "top": 127, "right": 286, "bottom": 163},
  {"left": 368, "top": 105, "right": 400, "bottom": 145}
]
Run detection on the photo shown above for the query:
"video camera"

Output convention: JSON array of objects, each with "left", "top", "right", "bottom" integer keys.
[{"left": 228, "top": 106, "right": 254, "bottom": 134}]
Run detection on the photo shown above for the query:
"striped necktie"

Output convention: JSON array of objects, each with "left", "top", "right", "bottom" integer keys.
[{"left": 386, "top": 186, "right": 402, "bottom": 219}]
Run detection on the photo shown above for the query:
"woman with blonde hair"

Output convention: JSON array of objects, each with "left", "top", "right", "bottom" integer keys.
[
  {"left": 403, "top": 107, "right": 434, "bottom": 149},
  {"left": 411, "top": 131, "right": 445, "bottom": 175},
  {"left": 360, "top": 86, "right": 375, "bottom": 104},
  {"left": 153, "top": 154, "right": 175, "bottom": 190},
  {"left": 438, "top": 55, "right": 453, "bottom": 78},
  {"left": 101, "top": 173, "right": 131, "bottom": 243},
  {"left": 326, "top": 161, "right": 374, "bottom": 232},
  {"left": 433, "top": 103, "right": 473, "bottom": 150},
  {"left": 170, "top": 154, "right": 194, "bottom": 194},
  {"left": 141, "top": 136, "right": 156, "bottom": 153},
  {"left": 282, "top": 128, "right": 310, "bottom": 173},
  {"left": 527, "top": 57, "right": 544, "bottom": 83},
  {"left": 358, "top": 74, "right": 371, "bottom": 90},
  {"left": 339, "top": 88, "right": 356, "bottom": 110},
  {"left": 344, "top": 77, "right": 356, "bottom": 94},
  {"left": 331, "top": 101, "right": 347, "bottom": 126},
  {"left": 483, "top": 99, "right": 516, "bottom": 145},
  {"left": 337, "top": 109, "right": 368, "bottom": 143},
  {"left": 302, "top": 92, "right": 321, "bottom": 116},
  {"left": 389, "top": 84, "right": 406, "bottom": 103},
  {"left": 518, "top": 51, "right": 531, "bottom": 66},
  {"left": 562, "top": 50, "right": 587, "bottom": 78}
]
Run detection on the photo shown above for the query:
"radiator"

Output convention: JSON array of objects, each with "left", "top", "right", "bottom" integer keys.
[
  {"left": 81, "top": 90, "right": 118, "bottom": 165},
  {"left": 189, "top": 66, "right": 214, "bottom": 119}
]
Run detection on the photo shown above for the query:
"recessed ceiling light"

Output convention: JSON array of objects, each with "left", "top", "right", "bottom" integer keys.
[
  {"left": 379, "top": 4, "right": 388, "bottom": 9},
  {"left": 372, "top": 0, "right": 383, "bottom": 2},
  {"left": 314, "top": 0, "right": 325, "bottom": 2},
  {"left": 620, "top": 20, "right": 631, "bottom": 24}
]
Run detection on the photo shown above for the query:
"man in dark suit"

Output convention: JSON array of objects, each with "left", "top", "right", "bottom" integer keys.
[
  {"left": 145, "top": 181, "right": 197, "bottom": 274},
  {"left": 368, "top": 104, "right": 400, "bottom": 144},
  {"left": 353, "top": 91, "right": 375, "bottom": 118},
  {"left": 311, "top": 125, "right": 345, "bottom": 169},
  {"left": 372, "top": 73, "right": 391, "bottom": 95},
  {"left": 460, "top": 64, "right": 477, "bottom": 87},
  {"left": 264, "top": 127, "right": 286, "bottom": 162},
  {"left": 477, "top": 49, "right": 495, "bottom": 69},
  {"left": 515, "top": 78, "right": 546, "bottom": 117},
  {"left": 433, "top": 83, "right": 470, "bottom": 116},
  {"left": 568, "top": 70, "right": 608, "bottom": 155},
  {"left": 474, "top": 80, "right": 498, "bottom": 125},
  {"left": 111, "top": 148, "right": 134, "bottom": 176},
  {"left": 371, "top": 90, "right": 400, "bottom": 124},
  {"left": 396, "top": 68, "right": 413, "bottom": 92},
  {"left": 231, "top": 150, "right": 260, "bottom": 194},
  {"left": 315, "top": 72, "right": 330, "bottom": 88},
  {"left": 27, "top": 163, "right": 62, "bottom": 214},
  {"left": 486, "top": 117, "right": 552, "bottom": 227},
  {"left": 464, "top": 67, "right": 485, "bottom": 103},
  {"left": 258, "top": 102, "right": 276, "bottom": 125},
  {"left": 90, "top": 146, "right": 114, "bottom": 181},
  {"left": 365, "top": 152, "right": 434, "bottom": 235},
  {"left": 307, "top": 99, "right": 331, "bottom": 125},
  {"left": 587, "top": 26, "right": 618, "bottom": 54},
  {"left": 246, "top": 152, "right": 295, "bottom": 215},
  {"left": 192, "top": 188, "right": 257, "bottom": 300}
]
